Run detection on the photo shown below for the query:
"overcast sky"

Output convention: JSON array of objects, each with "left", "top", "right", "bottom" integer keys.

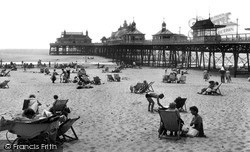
[{"left": 0, "top": 0, "right": 249, "bottom": 49}]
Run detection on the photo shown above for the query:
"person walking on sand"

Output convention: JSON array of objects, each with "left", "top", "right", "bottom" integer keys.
[
  {"left": 51, "top": 69, "right": 58, "bottom": 83},
  {"left": 219, "top": 66, "right": 226, "bottom": 83},
  {"left": 225, "top": 69, "right": 231, "bottom": 83},
  {"left": 145, "top": 93, "right": 165, "bottom": 113}
]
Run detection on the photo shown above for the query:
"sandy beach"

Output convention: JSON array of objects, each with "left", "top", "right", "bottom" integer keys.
[{"left": 0, "top": 54, "right": 250, "bottom": 152}]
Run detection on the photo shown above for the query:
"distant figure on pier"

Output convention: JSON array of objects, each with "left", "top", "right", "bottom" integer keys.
[{"left": 219, "top": 66, "right": 226, "bottom": 83}]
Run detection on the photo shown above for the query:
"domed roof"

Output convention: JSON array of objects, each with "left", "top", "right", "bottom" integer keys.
[
  {"left": 132, "top": 21, "right": 136, "bottom": 27},
  {"left": 162, "top": 21, "right": 166, "bottom": 27}
]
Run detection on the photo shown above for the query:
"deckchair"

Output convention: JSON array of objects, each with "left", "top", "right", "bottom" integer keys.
[
  {"left": 107, "top": 74, "right": 115, "bottom": 82},
  {"left": 169, "top": 73, "right": 177, "bottom": 83},
  {"left": 52, "top": 99, "right": 70, "bottom": 117},
  {"left": 162, "top": 75, "right": 170, "bottom": 83},
  {"left": 112, "top": 68, "right": 121, "bottom": 73},
  {"left": 178, "top": 75, "right": 186, "bottom": 84},
  {"left": 6, "top": 115, "right": 60, "bottom": 142},
  {"left": 114, "top": 74, "right": 121, "bottom": 82},
  {"left": 57, "top": 116, "right": 80, "bottom": 142},
  {"left": 174, "top": 97, "right": 187, "bottom": 112},
  {"left": 137, "top": 81, "right": 154, "bottom": 93},
  {"left": 93, "top": 76, "right": 101, "bottom": 85},
  {"left": 0, "top": 80, "right": 10, "bottom": 89},
  {"left": 210, "top": 83, "right": 222, "bottom": 95},
  {"left": 3, "top": 70, "right": 11, "bottom": 77},
  {"left": 102, "top": 67, "right": 109, "bottom": 73},
  {"left": 82, "top": 75, "right": 91, "bottom": 84},
  {"left": 158, "top": 110, "right": 182, "bottom": 140}
]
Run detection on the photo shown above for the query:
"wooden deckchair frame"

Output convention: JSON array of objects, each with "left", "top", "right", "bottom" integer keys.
[
  {"left": 158, "top": 110, "right": 181, "bottom": 140},
  {"left": 114, "top": 74, "right": 121, "bottom": 82},
  {"left": 0, "top": 80, "right": 10, "bottom": 88},
  {"left": 57, "top": 117, "right": 80, "bottom": 142},
  {"left": 107, "top": 74, "right": 115, "bottom": 82},
  {"left": 211, "top": 83, "right": 222, "bottom": 95},
  {"left": 174, "top": 98, "right": 187, "bottom": 112}
]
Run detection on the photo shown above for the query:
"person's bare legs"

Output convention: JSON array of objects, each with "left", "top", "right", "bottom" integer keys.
[{"left": 147, "top": 98, "right": 155, "bottom": 112}]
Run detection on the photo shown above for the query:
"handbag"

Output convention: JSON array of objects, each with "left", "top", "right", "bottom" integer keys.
[{"left": 187, "top": 127, "right": 199, "bottom": 137}]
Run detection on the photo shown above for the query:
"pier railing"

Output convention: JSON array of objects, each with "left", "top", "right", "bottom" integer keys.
[{"left": 220, "top": 33, "right": 250, "bottom": 42}]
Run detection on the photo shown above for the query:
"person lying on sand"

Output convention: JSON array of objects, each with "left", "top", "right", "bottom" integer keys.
[
  {"left": 77, "top": 81, "right": 93, "bottom": 89},
  {"left": 145, "top": 93, "right": 165, "bottom": 113}
]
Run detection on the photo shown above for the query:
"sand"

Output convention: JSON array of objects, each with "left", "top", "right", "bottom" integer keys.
[{"left": 0, "top": 56, "right": 250, "bottom": 152}]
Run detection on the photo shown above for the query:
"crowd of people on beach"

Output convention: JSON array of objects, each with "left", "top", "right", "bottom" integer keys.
[
  {"left": 3, "top": 58, "right": 250, "bottom": 145},
  {"left": 145, "top": 92, "right": 206, "bottom": 138}
]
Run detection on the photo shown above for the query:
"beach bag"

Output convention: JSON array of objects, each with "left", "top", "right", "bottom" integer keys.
[{"left": 187, "top": 127, "right": 199, "bottom": 137}]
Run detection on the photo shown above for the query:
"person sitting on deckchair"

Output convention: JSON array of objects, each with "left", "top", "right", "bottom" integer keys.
[
  {"left": 49, "top": 95, "right": 70, "bottom": 117},
  {"left": 25, "top": 94, "right": 42, "bottom": 113},
  {"left": 188, "top": 106, "right": 206, "bottom": 137},
  {"left": 145, "top": 93, "right": 165, "bottom": 113},
  {"left": 131, "top": 80, "right": 148, "bottom": 93},
  {"left": 197, "top": 81, "right": 215, "bottom": 94},
  {"left": 22, "top": 94, "right": 42, "bottom": 119},
  {"left": 158, "top": 102, "right": 184, "bottom": 136}
]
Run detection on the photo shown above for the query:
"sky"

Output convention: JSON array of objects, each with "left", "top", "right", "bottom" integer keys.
[{"left": 0, "top": 0, "right": 249, "bottom": 49}]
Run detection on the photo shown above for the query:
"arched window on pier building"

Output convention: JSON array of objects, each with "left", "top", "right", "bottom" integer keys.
[{"left": 191, "top": 18, "right": 226, "bottom": 43}]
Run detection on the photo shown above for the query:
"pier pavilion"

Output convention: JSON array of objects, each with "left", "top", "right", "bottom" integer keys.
[
  {"left": 49, "top": 30, "right": 92, "bottom": 55},
  {"left": 152, "top": 21, "right": 187, "bottom": 43}
]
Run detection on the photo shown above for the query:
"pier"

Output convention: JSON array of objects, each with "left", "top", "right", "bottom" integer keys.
[{"left": 49, "top": 19, "right": 250, "bottom": 77}]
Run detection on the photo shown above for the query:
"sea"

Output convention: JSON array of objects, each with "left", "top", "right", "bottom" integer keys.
[
  {"left": 0, "top": 49, "right": 247, "bottom": 68},
  {"left": 0, "top": 49, "right": 115, "bottom": 66}
]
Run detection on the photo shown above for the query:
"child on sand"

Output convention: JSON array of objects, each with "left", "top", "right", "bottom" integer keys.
[{"left": 145, "top": 93, "right": 165, "bottom": 113}]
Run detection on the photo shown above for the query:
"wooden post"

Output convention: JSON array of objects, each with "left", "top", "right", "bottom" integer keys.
[
  {"left": 233, "top": 52, "right": 238, "bottom": 77},
  {"left": 213, "top": 51, "right": 216, "bottom": 69},
  {"left": 174, "top": 50, "right": 177, "bottom": 67},
  {"left": 199, "top": 52, "right": 203, "bottom": 68},
  {"left": 203, "top": 52, "right": 205, "bottom": 69},
  {"left": 208, "top": 51, "right": 211, "bottom": 71},
  {"left": 247, "top": 52, "right": 250, "bottom": 72},
  {"left": 222, "top": 52, "right": 225, "bottom": 68},
  {"left": 182, "top": 51, "right": 186, "bottom": 68},
  {"left": 196, "top": 51, "right": 199, "bottom": 68},
  {"left": 140, "top": 49, "right": 144, "bottom": 66},
  {"left": 163, "top": 50, "right": 166, "bottom": 67}
]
